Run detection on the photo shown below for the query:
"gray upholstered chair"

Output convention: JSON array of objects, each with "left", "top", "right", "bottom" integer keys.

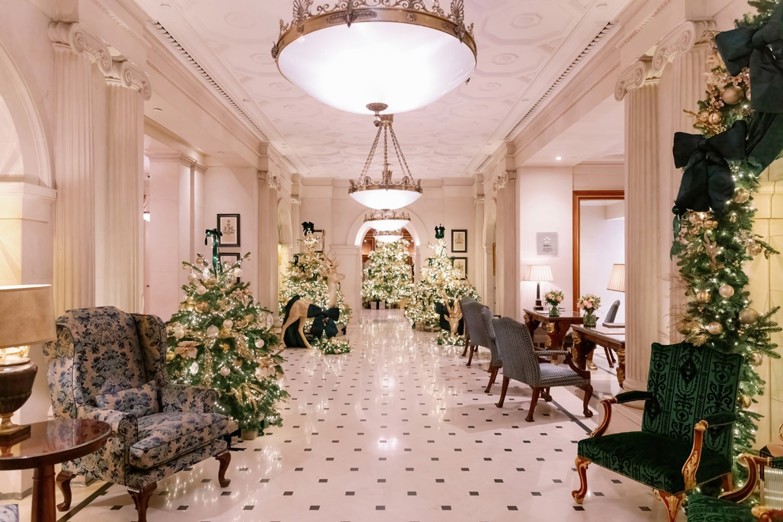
[
  {"left": 43, "top": 307, "right": 232, "bottom": 522},
  {"left": 603, "top": 299, "right": 620, "bottom": 324},
  {"left": 459, "top": 297, "right": 477, "bottom": 358},
  {"left": 460, "top": 301, "right": 502, "bottom": 390},
  {"left": 491, "top": 316, "right": 593, "bottom": 422}
]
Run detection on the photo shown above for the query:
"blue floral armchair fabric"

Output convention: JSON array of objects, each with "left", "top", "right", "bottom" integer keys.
[{"left": 43, "top": 307, "right": 231, "bottom": 522}]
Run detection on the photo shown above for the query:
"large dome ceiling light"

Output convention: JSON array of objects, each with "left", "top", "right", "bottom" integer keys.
[
  {"left": 374, "top": 229, "right": 404, "bottom": 243},
  {"left": 365, "top": 209, "right": 411, "bottom": 232},
  {"left": 349, "top": 103, "right": 422, "bottom": 210},
  {"left": 272, "top": 0, "right": 477, "bottom": 114}
]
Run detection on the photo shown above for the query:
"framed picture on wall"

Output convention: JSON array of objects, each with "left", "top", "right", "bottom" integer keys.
[
  {"left": 451, "top": 229, "right": 467, "bottom": 253},
  {"left": 217, "top": 214, "right": 240, "bottom": 247},
  {"left": 313, "top": 229, "right": 325, "bottom": 252},
  {"left": 452, "top": 257, "right": 468, "bottom": 279},
  {"left": 219, "top": 252, "right": 241, "bottom": 282}
]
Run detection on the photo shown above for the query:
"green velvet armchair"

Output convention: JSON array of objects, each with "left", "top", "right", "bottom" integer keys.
[
  {"left": 687, "top": 453, "right": 783, "bottom": 521},
  {"left": 572, "top": 342, "right": 742, "bottom": 522}
]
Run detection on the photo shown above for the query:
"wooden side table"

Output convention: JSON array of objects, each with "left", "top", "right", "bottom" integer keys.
[
  {"left": 522, "top": 308, "right": 583, "bottom": 349},
  {"left": 571, "top": 325, "right": 626, "bottom": 388},
  {"left": 0, "top": 418, "right": 110, "bottom": 522}
]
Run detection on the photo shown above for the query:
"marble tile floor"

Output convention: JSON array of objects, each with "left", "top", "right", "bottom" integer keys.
[{"left": 9, "top": 310, "right": 680, "bottom": 521}]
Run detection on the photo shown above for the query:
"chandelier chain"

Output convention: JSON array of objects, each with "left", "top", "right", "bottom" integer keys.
[
  {"left": 359, "top": 121, "right": 385, "bottom": 181},
  {"left": 389, "top": 124, "right": 414, "bottom": 181}
]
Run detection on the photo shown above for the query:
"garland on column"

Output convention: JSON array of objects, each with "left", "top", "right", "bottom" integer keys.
[
  {"left": 166, "top": 232, "right": 288, "bottom": 434},
  {"left": 361, "top": 239, "right": 414, "bottom": 306},
  {"left": 671, "top": 1, "right": 783, "bottom": 463}
]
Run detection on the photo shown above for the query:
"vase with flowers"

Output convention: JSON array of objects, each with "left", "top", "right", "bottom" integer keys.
[
  {"left": 544, "top": 290, "right": 564, "bottom": 317},
  {"left": 577, "top": 293, "right": 601, "bottom": 328}
]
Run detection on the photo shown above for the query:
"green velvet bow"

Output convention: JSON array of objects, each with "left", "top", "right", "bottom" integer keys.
[
  {"left": 672, "top": 120, "right": 748, "bottom": 217},
  {"left": 205, "top": 228, "right": 223, "bottom": 273}
]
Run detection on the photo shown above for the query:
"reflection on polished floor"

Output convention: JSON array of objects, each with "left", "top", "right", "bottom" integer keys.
[{"left": 10, "top": 310, "right": 677, "bottom": 521}]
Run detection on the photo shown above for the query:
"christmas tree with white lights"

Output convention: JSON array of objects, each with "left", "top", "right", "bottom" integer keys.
[
  {"left": 362, "top": 239, "right": 414, "bottom": 306},
  {"left": 166, "top": 231, "right": 287, "bottom": 434}
]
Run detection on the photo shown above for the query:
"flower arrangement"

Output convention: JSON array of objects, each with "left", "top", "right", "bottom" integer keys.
[
  {"left": 544, "top": 290, "right": 564, "bottom": 306},
  {"left": 577, "top": 294, "right": 601, "bottom": 313}
]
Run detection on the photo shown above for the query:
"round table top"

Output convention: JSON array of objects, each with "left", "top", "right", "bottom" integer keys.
[{"left": 0, "top": 418, "right": 110, "bottom": 470}]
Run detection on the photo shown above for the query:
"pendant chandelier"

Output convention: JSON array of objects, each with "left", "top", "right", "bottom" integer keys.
[
  {"left": 349, "top": 104, "right": 422, "bottom": 210},
  {"left": 272, "top": 0, "right": 477, "bottom": 114},
  {"left": 374, "top": 229, "right": 403, "bottom": 243},
  {"left": 365, "top": 209, "right": 410, "bottom": 232}
]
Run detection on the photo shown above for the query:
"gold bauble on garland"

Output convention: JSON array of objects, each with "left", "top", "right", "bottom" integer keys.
[
  {"left": 740, "top": 394, "right": 752, "bottom": 409},
  {"left": 721, "top": 85, "right": 744, "bottom": 105},
  {"left": 719, "top": 284, "right": 735, "bottom": 298},
  {"left": 750, "top": 352, "right": 764, "bottom": 366},
  {"left": 748, "top": 242, "right": 763, "bottom": 256},
  {"left": 709, "top": 111, "right": 723, "bottom": 124},
  {"left": 706, "top": 322, "right": 724, "bottom": 335},
  {"left": 196, "top": 302, "right": 209, "bottom": 313},
  {"left": 733, "top": 188, "right": 751, "bottom": 204},
  {"left": 696, "top": 290, "right": 711, "bottom": 303},
  {"left": 739, "top": 308, "right": 759, "bottom": 324},
  {"left": 677, "top": 319, "right": 693, "bottom": 335}
]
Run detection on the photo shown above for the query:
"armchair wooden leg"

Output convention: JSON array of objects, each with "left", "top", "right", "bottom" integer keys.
[
  {"left": 129, "top": 483, "right": 157, "bottom": 522},
  {"left": 721, "top": 472, "right": 733, "bottom": 493},
  {"left": 542, "top": 387, "right": 552, "bottom": 402},
  {"left": 216, "top": 451, "right": 231, "bottom": 487},
  {"left": 656, "top": 490, "right": 684, "bottom": 522},
  {"left": 581, "top": 383, "right": 593, "bottom": 417},
  {"left": 526, "top": 387, "right": 541, "bottom": 422},
  {"left": 461, "top": 341, "right": 469, "bottom": 357},
  {"left": 56, "top": 470, "right": 74, "bottom": 511},
  {"left": 572, "top": 456, "right": 590, "bottom": 504},
  {"left": 496, "top": 376, "right": 510, "bottom": 408},
  {"left": 485, "top": 366, "right": 499, "bottom": 393},
  {"left": 466, "top": 345, "right": 477, "bottom": 367}
]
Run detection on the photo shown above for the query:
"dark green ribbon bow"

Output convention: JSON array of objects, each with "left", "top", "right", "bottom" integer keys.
[
  {"left": 308, "top": 304, "right": 340, "bottom": 339},
  {"left": 715, "top": 7, "right": 783, "bottom": 170},
  {"left": 715, "top": 6, "right": 783, "bottom": 114},
  {"left": 205, "top": 228, "right": 223, "bottom": 273},
  {"left": 672, "top": 120, "right": 748, "bottom": 216}
]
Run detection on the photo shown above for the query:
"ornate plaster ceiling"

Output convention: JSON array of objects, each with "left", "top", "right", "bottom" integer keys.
[{"left": 138, "top": 0, "right": 630, "bottom": 179}]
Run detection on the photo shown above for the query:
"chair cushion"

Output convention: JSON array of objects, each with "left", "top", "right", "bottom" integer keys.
[
  {"left": 0, "top": 504, "right": 18, "bottom": 522},
  {"left": 95, "top": 381, "right": 159, "bottom": 417},
  {"left": 577, "top": 431, "right": 731, "bottom": 494},
  {"left": 686, "top": 493, "right": 756, "bottom": 522},
  {"left": 538, "top": 363, "right": 587, "bottom": 387},
  {"left": 129, "top": 412, "right": 229, "bottom": 469}
]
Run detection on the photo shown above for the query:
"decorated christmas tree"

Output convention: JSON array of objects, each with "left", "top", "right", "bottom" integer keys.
[
  {"left": 405, "top": 227, "right": 479, "bottom": 345},
  {"left": 362, "top": 238, "right": 414, "bottom": 306},
  {"left": 166, "top": 230, "right": 288, "bottom": 435},
  {"left": 279, "top": 224, "right": 351, "bottom": 354},
  {"left": 672, "top": 3, "right": 782, "bottom": 466}
]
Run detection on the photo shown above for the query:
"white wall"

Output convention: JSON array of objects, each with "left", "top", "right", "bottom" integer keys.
[{"left": 579, "top": 205, "right": 625, "bottom": 322}]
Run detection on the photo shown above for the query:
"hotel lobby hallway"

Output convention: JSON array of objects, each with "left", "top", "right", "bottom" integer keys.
[{"left": 11, "top": 309, "right": 675, "bottom": 521}]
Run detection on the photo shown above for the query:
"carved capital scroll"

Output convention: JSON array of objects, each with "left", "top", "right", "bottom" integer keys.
[
  {"left": 49, "top": 21, "right": 112, "bottom": 74},
  {"left": 651, "top": 20, "right": 716, "bottom": 74}
]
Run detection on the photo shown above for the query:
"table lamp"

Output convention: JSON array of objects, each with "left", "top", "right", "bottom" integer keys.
[
  {"left": 607, "top": 263, "right": 625, "bottom": 293},
  {"left": 526, "top": 265, "right": 553, "bottom": 311},
  {"left": 0, "top": 284, "right": 55, "bottom": 443}
]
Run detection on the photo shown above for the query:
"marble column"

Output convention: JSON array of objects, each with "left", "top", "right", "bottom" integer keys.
[
  {"left": 101, "top": 59, "right": 151, "bottom": 312},
  {"left": 257, "top": 171, "right": 277, "bottom": 311},
  {"left": 652, "top": 21, "right": 714, "bottom": 339},
  {"left": 616, "top": 60, "right": 660, "bottom": 392},
  {"left": 49, "top": 22, "right": 112, "bottom": 314},
  {"left": 473, "top": 191, "right": 486, "bottom": 300},
  {"left": 495, "top": 169, "right": 518, "bottom": 318}
]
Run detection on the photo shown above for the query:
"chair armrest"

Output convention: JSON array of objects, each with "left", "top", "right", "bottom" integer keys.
[
  {"left": 536, "top": 350, "right": 568, "bottom": 357},
  {"left": 752, "top": 506, "right": 783, "bottom": 520},
  {"left": 161, "top": 384, "right": 218, "bottom": 413},
  {"left": 703, "top": 412, "right": 737, "bottom": 429},
  {"left": 78, "top": 405, "right": 138, "bottom": 445},
  {"left": 720, "top": 453, "right": 766, "bottom": 503},
  {"left": 614, "top": 391, "right": 654, "bottom": 404}
]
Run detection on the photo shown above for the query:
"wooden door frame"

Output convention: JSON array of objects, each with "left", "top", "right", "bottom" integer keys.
[{"left": 572, "top": 190, "right": 624, "bottom": 311}]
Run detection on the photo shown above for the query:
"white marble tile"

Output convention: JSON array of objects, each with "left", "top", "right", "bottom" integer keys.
[{"left": 10, "top": 309, "right": 681, "bottom": 521}]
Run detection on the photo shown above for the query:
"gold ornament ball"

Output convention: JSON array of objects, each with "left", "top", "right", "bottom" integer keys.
[
  {"left": 721, "top": 85, "right": 744, "bottom": 105},
  {"left": 709, "top": 111, "right": 723, "bottom": 124},
  {"left": 733, "top": 188, "right": 751, "bottom": 204},
  {"left": 704, "top": 219, "right": 718, "bottom": 229},
  {"left": 196, "top": 302, "right": 209, "bottom": 313},
  {"left": 718, "top": 284, "right": 735, "bottom": 298},
  {"left": 740, "top": 394, "right": 752, "bottom": 409},
  {"left": 739, "top": 307, "right": 759, "bottom": 324},
  {"left": 748, "top": 242, "right": 763, "bottom": 256},
  {"left": 676, "top": 320, "right": 692, "bottom": 335},
  {"left": 706, "top": 321, "right": 723, "bottom": 335},
  {"left": 698, "top": 110, "right": 710, "bottom": 121},
  {"left": 750, "top": 352, "right": 764, "bottom": 366},
  {"left": 696, "top": 290, "right": 711, "bottom": 303}
]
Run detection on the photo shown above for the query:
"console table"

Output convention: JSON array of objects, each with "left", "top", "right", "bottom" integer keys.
[
  {"left": 523, "top": 308, "right": 583, "bottom": 349},
  {"left": 571, "top": 324, "right": 626, "bottom": 388},
  {"left": 0, "top": 418, "right": 110, "bottom": 522}
]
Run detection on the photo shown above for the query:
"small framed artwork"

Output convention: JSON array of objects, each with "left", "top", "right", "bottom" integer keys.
[
  {"left": 217, "top": 214, "right": 240, "bottom": 247},
  {"left": 313, "top": 229, "right": 325, "bottom": 252},
  {"left": 452, "top": 257, "right": 468, "bottom": 279},
  {"left": 451, "top": 229, "right": 467, "bottom": 253},
  {"left": 219, "top": 253, "right": 241, "bottom": 282},
  {"left": 536, "top": 232, "right": 558, "bottom": 256}
]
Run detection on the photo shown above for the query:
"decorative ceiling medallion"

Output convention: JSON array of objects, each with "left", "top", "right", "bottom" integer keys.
[{"left": 272, "top": 0, "right": 477, "bottom": 114}]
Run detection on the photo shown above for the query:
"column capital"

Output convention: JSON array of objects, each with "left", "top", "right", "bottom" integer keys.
[
  {"left": 48, "top": 21, "right": 112, "bottom": 74},
  {"left": 651, "top": 20, "right": 715, "bottom": 74},
  {"left": 493, "top": 172, "right": 507, "bottom": 192},
  {"left": 474, "top": 195, "right": 485, "bottom": 207},
  {"left": 614, "top": 60, "right": 656, "bottom": 101},
  {"left": 291, "top": 195, "right": 302, "bottom": 206},
  {"left": 108, "top": 59, "right": 152, "bottom": 100}
]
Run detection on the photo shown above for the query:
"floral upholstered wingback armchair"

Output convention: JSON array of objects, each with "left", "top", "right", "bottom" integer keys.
[{"left": 43, "top": 307, "right": 231, "bottom": 522}]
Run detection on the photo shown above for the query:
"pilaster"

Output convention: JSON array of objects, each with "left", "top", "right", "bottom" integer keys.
[
  {"left": 496, "top": 168, "right": 518, "bottom": 318},
  {"left": 257, "top": 170, "right": 277, "bottom": 310}
]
